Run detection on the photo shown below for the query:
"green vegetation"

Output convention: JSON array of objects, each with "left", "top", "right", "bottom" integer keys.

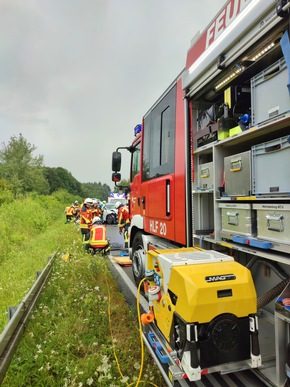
[
  {"left": 113, "top": 179, "right": 130, "bottom": 192},
  {"left": 0, "top": 134, "right": 49, "bottom": 195},
  {"left": 0, "top": 134, "right": 164, "bottom": 386},
  {"left": 0, "top": 134, "right": 112, "bottom": 200},
  {"left": 0, "top": 193, "right": 165, "bottom": 386},
  {"left": 0, "top": 189, "right": 77, "bottom": 328},
  {"left": 82, "top": 181, "right": 112, "bottom": 201}
]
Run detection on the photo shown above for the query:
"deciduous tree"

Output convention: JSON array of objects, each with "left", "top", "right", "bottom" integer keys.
[{"left": 0, "top": 134, "right": 49, "bottom": 195}]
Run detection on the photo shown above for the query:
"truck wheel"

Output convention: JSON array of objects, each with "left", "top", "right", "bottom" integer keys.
[{"left": 132, "top": 232, "right": 145, "bottom": 287}]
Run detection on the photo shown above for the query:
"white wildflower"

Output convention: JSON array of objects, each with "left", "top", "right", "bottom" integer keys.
[
  {"left": 133, "top": 362, "right": 140, "bottom": 370},
  {"left": 120, "top": 376, "right": 129, "bottom": 384}
]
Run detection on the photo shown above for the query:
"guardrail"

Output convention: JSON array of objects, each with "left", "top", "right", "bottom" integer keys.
[{"left": 0, "top": 250, "right": 58, "bottom": 384}]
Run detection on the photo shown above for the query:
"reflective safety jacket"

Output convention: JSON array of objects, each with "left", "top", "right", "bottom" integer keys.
[
  {"left": 118, "top": 205, "right": 130, "bottom": 230},
  {"left": 67, "top": 206, "right": 74, "bottom": 216},
  {"left": 72, "top": 204, "right": 79, "bottom": 215},
  {"left": 91, "top": 206, "right": 102, "bottom": 219},
  {"left": 80, "top": 205, "right": 92, "bottom": 229},
  {"left": 90, "top": 224, "right": 109, "bottom": 248}
]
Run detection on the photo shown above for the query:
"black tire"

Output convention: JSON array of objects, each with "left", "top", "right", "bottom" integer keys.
[
  {"left": 106, "top": 214, "right": 114, "bottom": 225},
  {"left": 132, "top": 232, "right": 145, "bottom": 287}
]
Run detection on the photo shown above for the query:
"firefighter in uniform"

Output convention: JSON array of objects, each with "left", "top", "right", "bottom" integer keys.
[
  {"left": 98, "top": 201, "right": 105, "bottom": 222},
  {"left": 73, "top": 200, "right": 80, "bottom": 222},
  {"left": 89, "top": 216, "right": 110, "bottom": 255},
  {"left": 91, "top": 200, "right": 102, "bottom": 220},
  {"left": 115, "top": 201, "right": 130, "bottom": 249},
  {"left": 65, "top": 204, "right": 74, "bottom": 223},
  {"left": 64, "top": 205, "right": 70, "bottom": 222},
  {"left": 79, "top": 198, "right": 93, "bottom": 250}
]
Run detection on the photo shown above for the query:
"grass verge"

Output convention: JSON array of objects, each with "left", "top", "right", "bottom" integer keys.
[{"left": 2, "top": 222, "right": 165, "bottom": 387}]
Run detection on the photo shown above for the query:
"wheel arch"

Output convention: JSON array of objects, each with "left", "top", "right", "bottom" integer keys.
[{"left": 129, "top": 215, "right": 144, "bottom": 259}]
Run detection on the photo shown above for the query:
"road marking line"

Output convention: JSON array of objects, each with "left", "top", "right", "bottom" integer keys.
[{"left": 108, "top": 255, "right": 148, "bottom": 312}]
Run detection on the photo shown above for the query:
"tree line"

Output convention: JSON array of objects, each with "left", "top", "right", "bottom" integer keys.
[{"left": 0, "top": 134, "right": 112, "bottom": 201}]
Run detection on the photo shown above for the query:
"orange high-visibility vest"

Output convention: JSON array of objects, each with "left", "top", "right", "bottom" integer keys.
[
  {"left": 90, "top": 224, "right": 108, "bottom": 248},
  {"left": 118, "top": 205, "right": 130, "bottom": 228},
  {"left": 91, "top": 207, "right": 102, "bottom": 218},
  {"left": 67, "top": 207, "right": 74, "bottom": 216},
  {"left": 72, "top": 205, "right": 79, "bottom": 215},
  {"left": 80, "top": 206, "right": 92, "bottom": 229}
]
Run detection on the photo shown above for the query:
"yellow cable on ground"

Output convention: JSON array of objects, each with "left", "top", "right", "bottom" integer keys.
[
  {"left": 103, "top": 258, "right": 159, "bottom": 387},
  {"left": 134, "top": 278, "right": 146, "bottom": 387},
  {"left": 103, "top": 260, "right": 125, "bottom": 380},
  {"left": 132, "top": 278, "right": 159, "bottom": 387}
]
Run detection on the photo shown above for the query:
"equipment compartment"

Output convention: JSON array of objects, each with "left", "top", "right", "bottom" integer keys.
[
  {"left": 219, "top": 202, "right": 256, "bottom": 240},
  {"left": 198, "top": 161, "right": 214, "bottom": 191},
  {"left": 252, "top": 203, "right": 290, "bottom": 253},
  {"left": 251, "top": 57, "right": 290, "bottom": 126},
  {"left": 224, "top": 150, "right": 251, "bottom": 196},
  {"left": 195, "top": 122, "right": 218, "bottom": 148},
  {"left": 252, "top": 135, "right": 290, "bottom": 195}
]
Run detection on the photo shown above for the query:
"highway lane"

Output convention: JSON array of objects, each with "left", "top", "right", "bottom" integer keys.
[
  {"left": 106, "top": 223, "right": 135, "bottom": 282},
  {"left": 105, "top": 223, "right": 141, "bottom": 307}
]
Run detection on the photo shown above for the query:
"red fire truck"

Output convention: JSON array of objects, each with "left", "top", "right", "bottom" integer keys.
[{"left": 112, "top": 1, "right": 290, "bottom": 385}]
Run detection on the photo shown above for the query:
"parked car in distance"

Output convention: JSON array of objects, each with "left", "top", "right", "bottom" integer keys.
[{"left": 102, "top": 203, "right": 118, "bottom": 225}]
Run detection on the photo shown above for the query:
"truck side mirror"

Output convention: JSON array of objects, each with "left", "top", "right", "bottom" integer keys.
[
  {"left": 112, "top": 172, "right": 121, "bottom": 183},
  {"left": 112, "top": 151, "right": 121, "bottom": 172}
]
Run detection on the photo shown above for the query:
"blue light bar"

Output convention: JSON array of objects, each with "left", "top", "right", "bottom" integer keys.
[{"left": 134, "top": 124, "right": 142, "bottom": 136}]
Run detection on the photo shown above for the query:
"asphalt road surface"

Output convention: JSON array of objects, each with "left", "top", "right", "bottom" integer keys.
[
  {"left": 106, "top": 223, "right": 126, "bottom": 251},
  {"left": 106, "top": 223, "right": 137, "bottom": 304}
]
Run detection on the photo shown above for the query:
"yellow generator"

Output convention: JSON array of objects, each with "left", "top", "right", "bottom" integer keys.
[{"left": 141, "top": 247, "right": 261, "bottom": 384}]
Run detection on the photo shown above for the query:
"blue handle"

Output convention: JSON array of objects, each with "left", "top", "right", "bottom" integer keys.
[
  {"left": 147, "top": 332, "right": 170, "bottom": 363},
  {"left": 155, "top": 345, "right": 170, "bottom": 364}
]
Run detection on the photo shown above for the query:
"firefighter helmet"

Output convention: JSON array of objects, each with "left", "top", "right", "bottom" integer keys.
[
  {"left": 92, "top": 216, "right": 102, "bottom": 224},
  {"left": 84, "top": 198, "right": 93, "bottom": 206},
  {"left": 115, "top": 201, "right": 122, "bottom": 209}
]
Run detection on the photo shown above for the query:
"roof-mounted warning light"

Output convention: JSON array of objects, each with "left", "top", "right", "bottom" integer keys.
[{"left": 134, "top": 124, "right": 142, "bottom": 136}]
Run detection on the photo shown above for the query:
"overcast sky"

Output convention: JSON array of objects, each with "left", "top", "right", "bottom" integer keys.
[{"left": 0, "top": 0, "right": 226, "bottom": 189}]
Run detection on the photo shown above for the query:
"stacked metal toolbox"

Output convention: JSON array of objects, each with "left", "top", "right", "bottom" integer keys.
[
  {"left": 252, "top": 135, "right": 290, "bottom": 195},
  {"left": 224, "top": 150, "right": 251, "bottom": 196},
  {"left": 252, "top": 203, "right": 290, "bottom": 253},
  {"left": 223, "top": 136, "right": 290, "bottom": 197},
  {"left": 220, "top": 135, "right": 290, "bottom": 251},
  {"left": 251, "top": 57, "right": 290, "bottom": 126},
  {"left": 198, "top": 162, "right": 214, "bottom": 191},
  {"left": 219, "top": 203, "right": 255, "bottom": 240}
]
